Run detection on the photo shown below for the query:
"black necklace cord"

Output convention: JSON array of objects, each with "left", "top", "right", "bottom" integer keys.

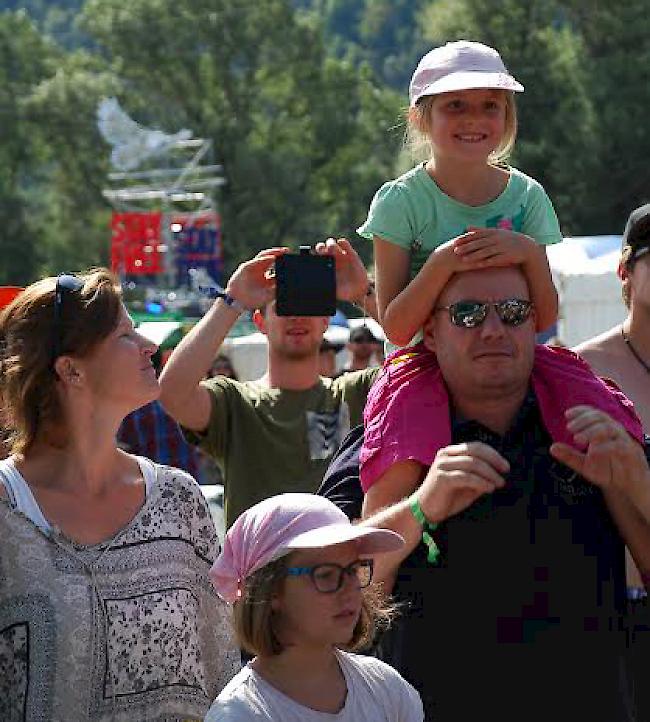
[{"left": 622, "top": 325, "right": 650, "bottom": 374}]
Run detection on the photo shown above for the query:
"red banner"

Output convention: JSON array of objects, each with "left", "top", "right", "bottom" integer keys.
[{"left": 111, "top": 212, "right": 164, "bottom": 275}]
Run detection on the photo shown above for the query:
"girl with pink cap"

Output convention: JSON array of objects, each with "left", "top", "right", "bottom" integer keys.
[
  {"left": 205, "top": 493, "right": 423, "bottom": 721},
  {"left": 356, "top": 40, "right": 643, "bottom": 502},
  {"left": 358, "top": 39, "right": 562, "bottom": 348}
]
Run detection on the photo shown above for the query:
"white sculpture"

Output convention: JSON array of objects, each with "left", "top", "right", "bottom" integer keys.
[{"left": 97, "top": 97, "right": 193, "bottom": 171}]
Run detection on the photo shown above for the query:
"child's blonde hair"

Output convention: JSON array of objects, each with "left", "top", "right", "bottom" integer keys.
[{"left": 404, "top": 90, "right": 518, "bottom": 165}]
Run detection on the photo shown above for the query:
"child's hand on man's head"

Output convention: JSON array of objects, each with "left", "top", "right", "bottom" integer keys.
[{"left": 452, "top": 226, "right": 535, "bottom": 268}]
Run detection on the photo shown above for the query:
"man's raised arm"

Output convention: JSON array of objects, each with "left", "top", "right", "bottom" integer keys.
[{"left": 159, "top": 248, "right": 283, "bottom": 431}]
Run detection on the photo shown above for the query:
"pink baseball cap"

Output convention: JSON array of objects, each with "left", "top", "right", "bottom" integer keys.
[
  {"left": 409, "top": 40, "right": 524, "bottom": 107},
  {"left": 210, "top": 493, "right": 404, "bottom": 603}
]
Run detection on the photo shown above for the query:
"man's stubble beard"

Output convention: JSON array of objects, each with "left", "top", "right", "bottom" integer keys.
[{"left": 277, "top": 341, "right": 321, "bottom": 362}]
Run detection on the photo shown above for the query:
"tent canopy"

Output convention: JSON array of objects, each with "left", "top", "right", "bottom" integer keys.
[
  {"left": 136, "top": 320, "right": 183, "bottom": 350},
  {"left": 547, "top": 235, "right": 621, "bottom": 276},
  {"left": 546, "top": 236, "right": 625, "bottom": 347}
]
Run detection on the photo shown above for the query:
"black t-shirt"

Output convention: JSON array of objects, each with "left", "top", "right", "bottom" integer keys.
[{"left": 319, "top": 396, "right": 644, "bottom": 722}]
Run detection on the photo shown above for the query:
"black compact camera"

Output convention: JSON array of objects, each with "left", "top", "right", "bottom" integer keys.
[{"left": 275, "top": 246, "right": 336, "bottom": 317}]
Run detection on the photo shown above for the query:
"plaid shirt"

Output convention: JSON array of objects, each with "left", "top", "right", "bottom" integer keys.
[{"left": 118, "top": 400, "right": 200, "bottom": 480}]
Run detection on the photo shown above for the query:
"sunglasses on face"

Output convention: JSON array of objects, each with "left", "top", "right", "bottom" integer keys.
[
  {"left": 436, "top": 298, "right": 533, "bottom": 328},
  {"left": 285, "top": 559, "right": 374, "bottom": 594},
  {"left": 51, "top": 273, "right": 84, "bottom": 367}
]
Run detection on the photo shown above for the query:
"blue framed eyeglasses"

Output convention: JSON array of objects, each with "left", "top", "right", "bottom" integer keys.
[
  {"left": 51, "top": 274, "right": 84, "bottom": 367},
  {"left": 285, "top": 559, "right": 373, "bottom": 594}
]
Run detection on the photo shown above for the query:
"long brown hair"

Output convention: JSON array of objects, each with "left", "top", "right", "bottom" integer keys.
[{"left": 0, "top": 269, "right": 122, "bottom": 455}]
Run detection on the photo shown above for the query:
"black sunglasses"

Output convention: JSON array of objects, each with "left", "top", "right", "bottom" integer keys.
[
  {"left": 436, "top": 298, "right": 533, "bottom": 328},
  {"left": 51, "top": 273, "right": 84, "bottom": 367}
]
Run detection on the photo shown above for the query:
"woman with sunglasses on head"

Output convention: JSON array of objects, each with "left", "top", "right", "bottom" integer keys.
[
  {"left": 205, "top": 493, "right": 423, "bottom": 722},
  {"left": 0, "top": 270, "right": 239, "bottom": 722}
]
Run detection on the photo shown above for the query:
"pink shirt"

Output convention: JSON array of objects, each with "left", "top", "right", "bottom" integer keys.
[{"left": 361, "top": 343, "right": 643, "bottom": 492}]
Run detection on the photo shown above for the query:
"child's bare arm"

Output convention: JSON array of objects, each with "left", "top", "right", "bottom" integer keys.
[
  {"left": 374, "top": 236, "right": 459, "bottom": 347},
  {"left": 454, "top": 228, "right": 558, "bottom": 331},
  {"left": 520, "top": 244, "right": 558, "bottom": 331}
]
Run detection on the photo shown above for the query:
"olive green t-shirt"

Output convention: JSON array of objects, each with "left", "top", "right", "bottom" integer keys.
[
  {"left": 357, "top": 164, "right": 563, "bottom": 280},
  {"left": 184, "top": 368, "right": 379, "bottom": 528}
]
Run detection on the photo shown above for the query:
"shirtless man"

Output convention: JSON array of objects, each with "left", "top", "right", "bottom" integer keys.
[{"left": 575, "top": 203, "right": 650, "bottom": 718}]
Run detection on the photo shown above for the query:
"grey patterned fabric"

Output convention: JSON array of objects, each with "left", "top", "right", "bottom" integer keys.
[{"left": 0, "top": 462, "right": 240, "bottom": 722}]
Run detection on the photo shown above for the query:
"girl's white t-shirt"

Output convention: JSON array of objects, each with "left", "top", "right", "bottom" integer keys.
[{"left": 204, "top": 649, "right": 423, "bottom": 722}]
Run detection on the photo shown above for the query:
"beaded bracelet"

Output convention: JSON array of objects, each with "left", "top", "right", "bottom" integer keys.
[{"left": 409, "top": 496, "right": 440, "bottom": 565}]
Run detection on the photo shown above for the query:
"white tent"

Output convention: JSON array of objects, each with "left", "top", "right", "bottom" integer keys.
[{"left": 546, "top": 236, "right": 626, "bottom": 347}]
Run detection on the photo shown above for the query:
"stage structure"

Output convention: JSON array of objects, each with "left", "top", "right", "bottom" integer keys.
[{"left": 98, "top": 98, "right": 226, "bottom": 301}]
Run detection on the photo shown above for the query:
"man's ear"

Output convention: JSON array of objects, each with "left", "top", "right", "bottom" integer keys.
[
  {"left": 252, "top": 309, "right": 266, "bottom": 334},
  {"left": 618, "top": 261, "right": 632, "bottom": 300},
  {"left": 423, "top": 316, "right": 437, "bottom": 352}
]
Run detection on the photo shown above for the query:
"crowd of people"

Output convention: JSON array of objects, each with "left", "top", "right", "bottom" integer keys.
[{"left": 1, "top": 39, "right": 650, "bottom": 722}]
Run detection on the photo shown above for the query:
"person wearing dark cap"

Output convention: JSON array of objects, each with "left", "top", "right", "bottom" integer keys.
[
  {"left": 575, "top": 203, "right": 650, "bottom": 719},
  {"left": 346, "top": 326, "right": 383, "bottom": 371},
  {"left": 318, "top": 337, "right": 344, "bottom": 378}
]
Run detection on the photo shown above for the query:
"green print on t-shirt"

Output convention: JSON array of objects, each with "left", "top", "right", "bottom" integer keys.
[{"left": 484, "top": 206, "right": 526, "bottom": 232}]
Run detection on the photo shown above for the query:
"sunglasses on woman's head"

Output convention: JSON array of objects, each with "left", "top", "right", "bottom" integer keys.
[
  {"left": 51, "top": 274, "right": 84, "bottom": 367},
  {"left": 436, "top": 298, "right": 533, "bottom": 328}
]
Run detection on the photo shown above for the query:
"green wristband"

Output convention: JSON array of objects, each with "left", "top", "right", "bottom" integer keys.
[{"left": 409, "top": 496, "right": 440, "bottom": 565}]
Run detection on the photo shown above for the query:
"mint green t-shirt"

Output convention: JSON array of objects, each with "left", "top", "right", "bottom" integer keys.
[
  {"left": 183, "top": 369, "right": 378, "bottom": 528},
  {"left": 357, "top": 164, "right": 562, "bottom": 280}
]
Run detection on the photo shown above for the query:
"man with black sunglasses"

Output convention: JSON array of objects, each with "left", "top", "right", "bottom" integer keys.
[
  {"left": 323, "top": 264, "right": 650, "bottom": 721},
  {"left": 575, "top": 204, "right": 650, "bottom": 720}
]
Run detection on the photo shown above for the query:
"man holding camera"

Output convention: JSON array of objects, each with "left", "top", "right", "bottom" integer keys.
[{"left": 159, "top": 239, "right": 379, "bottom": 529}]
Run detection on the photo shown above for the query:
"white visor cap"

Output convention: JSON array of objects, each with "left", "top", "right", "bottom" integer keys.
[{"left": 410, "top": 40, "right": 524, "bottom": 107}]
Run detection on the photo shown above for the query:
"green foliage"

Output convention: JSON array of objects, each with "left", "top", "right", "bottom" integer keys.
[
  {"left": 0, "top": 10, "right": 56, "bottom": 283},
  {"left": 80, "top": 0, "right": 401, "bottom": 272},
  {"left": 300, "top": 0, "right": 428, "bottom": 90},
  {"left": 1, "top": 0, "right": 650, "bottom": 285},
  {"left": 561, "top": 2, "right": 650, "bottom": 232},
  {"left": 2, "top": 0, "right": 88, "bottom": 48}
]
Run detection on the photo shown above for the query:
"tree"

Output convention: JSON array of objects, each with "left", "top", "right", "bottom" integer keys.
[
  {"left": 23, "top": 50, "right": 121, "bottom": 273},
  {"left": 560, "top": 2, "right": 650, "bottom": 232},
  {"left": 80, "top": 0, "right": 402, "bottom": 273},
  {"left": 0, "top": 10, "right": 55, "bottom": 284}
]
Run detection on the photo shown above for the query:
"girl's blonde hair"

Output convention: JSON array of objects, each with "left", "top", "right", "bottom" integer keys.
[
  {"left": 232, "top": 554, "right": 397, "bottom": 657},
  {"left": 0, "top": 269, "right": 122, "bottom": 455},
  {"left": 405, "top": 90, "right": 518, "bottom": 165}
]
